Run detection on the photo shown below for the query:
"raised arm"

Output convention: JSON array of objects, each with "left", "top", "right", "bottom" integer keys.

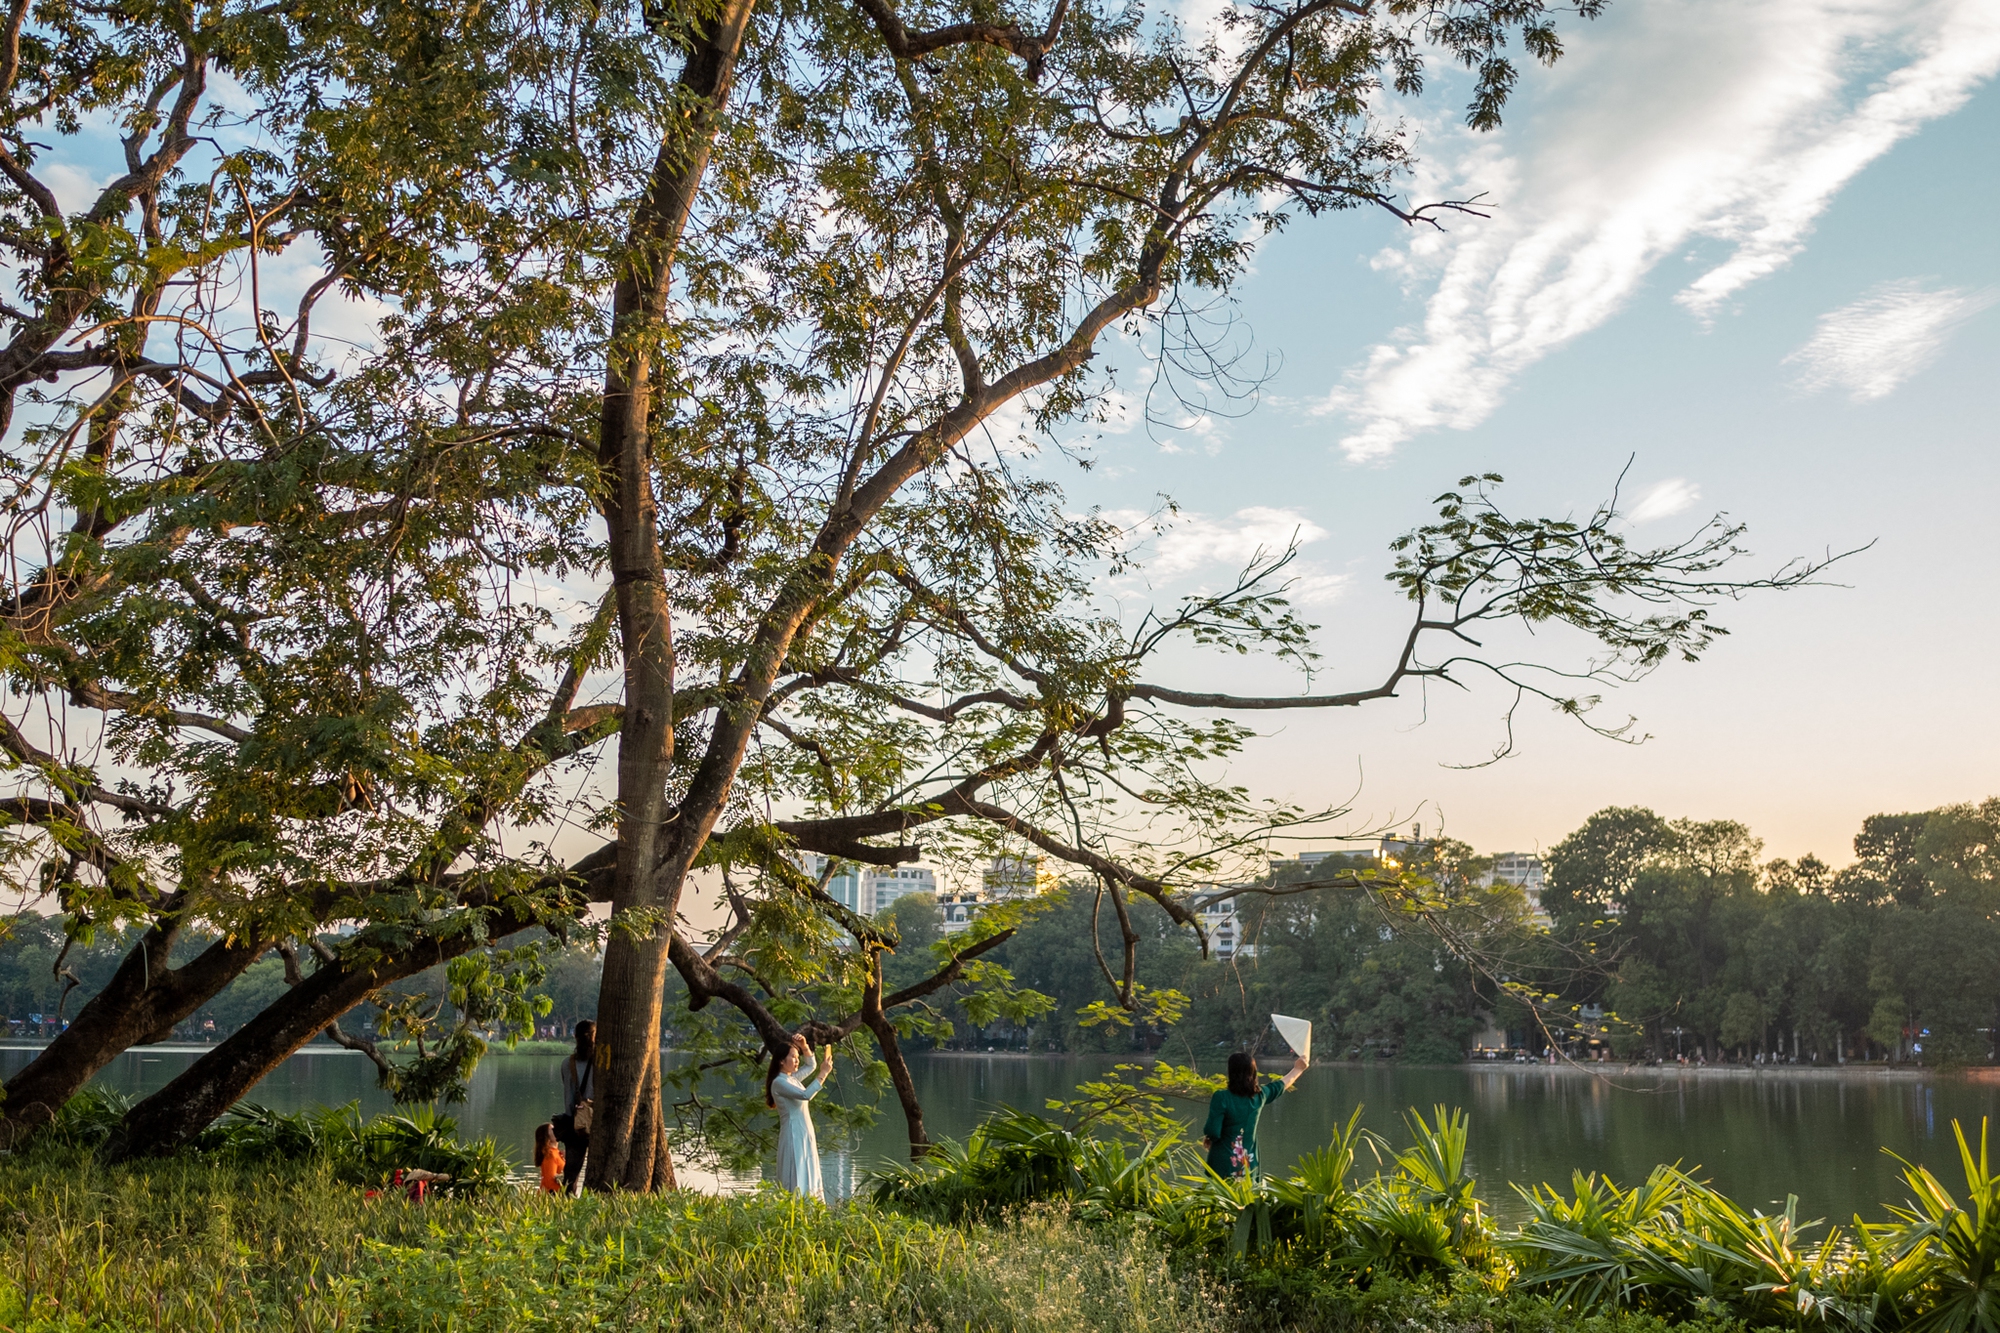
[
  {"left": 773, "top": 1042, "right": 824, "bottom": 1103},
  {"left": 805, "top": 1045, "right": 833, "bottom": 1095}
]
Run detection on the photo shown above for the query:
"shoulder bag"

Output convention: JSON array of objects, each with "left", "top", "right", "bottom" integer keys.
[{"left": 571, "top": 1057, "right": 595, "bottom": 1135}]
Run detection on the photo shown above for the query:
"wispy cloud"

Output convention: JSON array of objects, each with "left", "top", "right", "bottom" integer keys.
[
  {"left": 1107, "top": 505, "right": 1349, "bottom": 606},
  {"left": 1318, "top": 0, "right": 2000, "bottom": 461},
  {"left": 1626, "top": 478, "right": 1702, "bottom": 525},
  {"left": 44, "top": 163, "right": 108, "bottom": 214},
  {"left": 1786, "top": 280, "right": 1996, "bottom": 401},
  {"left": 1127, "top": 505, "right": 1328, "bottom": 576}
]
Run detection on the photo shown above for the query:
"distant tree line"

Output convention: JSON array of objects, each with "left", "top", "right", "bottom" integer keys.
[
  {"left": 851, "top": 798, "right": 2000, "bottom": 1068},
  {"left": 14, "top": 798, "right": 1986, "bottom": 1074},
  {"left": 1540, "top": 799, "right": 2000, "bottom": 1066}
]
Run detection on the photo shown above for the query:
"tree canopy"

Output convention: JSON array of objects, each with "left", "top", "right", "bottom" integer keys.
[{"left": 0, "top": 0, "right": 1841, "bottom": 1182}]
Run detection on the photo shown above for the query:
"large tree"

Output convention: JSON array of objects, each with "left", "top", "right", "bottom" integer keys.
[
  {"left": 560, "top": 0, "right": 1849, "bottom": 1187},
  {"left": 0, "top": 0, "right": 634, "bottom": 1148},
  {"left": 0, "top": 0, "right": 1835, "bottom": 1179}
]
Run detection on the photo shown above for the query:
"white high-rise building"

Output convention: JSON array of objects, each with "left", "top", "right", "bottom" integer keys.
[
  {"left": 1195, "top": 894, "right": 1257, "bottom": 960},
  {"left": 868, "top": 865, "right": 936, "bottom": 915},
  {"left": 799, "top": 856, "right": 937, "bottom": 917}
]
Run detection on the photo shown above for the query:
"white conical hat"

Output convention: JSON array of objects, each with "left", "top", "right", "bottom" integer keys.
[{"left": 1270, "top": 1013, "right": 1311, "bottom": 1064}]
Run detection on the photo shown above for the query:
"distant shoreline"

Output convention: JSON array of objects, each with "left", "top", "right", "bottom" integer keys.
[
  {"left": 3, "top": 1042, "right": 1970, "bottom": 1081},
  {"left": 0, "top": 1039, "right": 583, "bottom": 1057},
  {"left": 918, "top": 1050, "right": 1956, "bottom": 1080}
]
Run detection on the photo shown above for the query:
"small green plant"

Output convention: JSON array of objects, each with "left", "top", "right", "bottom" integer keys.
[
  {"left": 39, "top": 1084, "right": 132, "bottom": 1149},
  {"left": 189, "top": 1098, "right": 514, "bottom": 1192}
]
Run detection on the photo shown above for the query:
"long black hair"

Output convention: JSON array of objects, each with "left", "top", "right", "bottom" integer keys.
[
  {"left": 766, "top": 1036, "right": 799, "bottom": 1108},
  {"left": 1227, "top": 1052, "right": 1258, "bottom": 1097},
  {"left": 573, "top": 1019, "right": 595, "bottom": 1060}
]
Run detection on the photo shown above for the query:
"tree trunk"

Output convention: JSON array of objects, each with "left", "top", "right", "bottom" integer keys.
[
  {"left": 860, "top": 950, "right": 930, "bottom": 1159},
  {"left": 0, "top": 923, "right": 264, "bottom": 1150},
  {"left": 585, "top": 0, "right": 758, "bottom": 1194},
  {"left": 106, "top": 914, "right": 533, "bottom": 1160}
]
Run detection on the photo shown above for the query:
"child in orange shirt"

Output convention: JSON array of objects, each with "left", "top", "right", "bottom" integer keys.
[{"left": 535, "top": 1122, "right": 565, "bottom": 1194}]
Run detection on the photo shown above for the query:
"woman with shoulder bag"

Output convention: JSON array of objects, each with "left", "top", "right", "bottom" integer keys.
[{"left": 553, "top": 1021, "right": 595, "bottom": 1194}]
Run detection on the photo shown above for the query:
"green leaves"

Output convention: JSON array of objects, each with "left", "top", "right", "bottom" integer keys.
[{"left": 353, "top": 942, "right": 554, "bottom": 1106}]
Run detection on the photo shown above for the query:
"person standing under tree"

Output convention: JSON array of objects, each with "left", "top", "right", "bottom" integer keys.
[
  {"left": 554, "top": 1020, "right": 595, "bottom": 1195},
  {"left": 535, "top": 1122, "right": 565, "bottom": 1194},
  {"left": 766, "top": 1034, "right": 832, "bottom": 1199},
  {"left": 1202, "top": 1050, "right": 1308, "bottom": 1179}
]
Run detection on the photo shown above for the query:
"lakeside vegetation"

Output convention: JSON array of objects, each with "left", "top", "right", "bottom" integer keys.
[
  {"left": 14, "top": 796, "right": 1993, "bottom": 1081},
  {"left": 9, "top": 1087, "right": 2000, "bottom": 1333}
]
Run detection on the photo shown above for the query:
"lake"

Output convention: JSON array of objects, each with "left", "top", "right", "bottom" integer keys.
[{"left": 7, "top": 1043, "right": 1994, "bottom": 1223}]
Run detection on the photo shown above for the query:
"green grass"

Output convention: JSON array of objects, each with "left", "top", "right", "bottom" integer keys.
[
  {"left": 22, "top": 1092, "right": 1986, "bottom": 1333},
  {"left": 0, "top": 1147, "right": 1755, "bottom": 1333},
  {"left": 0, "top": 1150, "right": 1230, "bottom": 1333}
]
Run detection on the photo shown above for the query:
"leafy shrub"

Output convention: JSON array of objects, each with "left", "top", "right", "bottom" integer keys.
[
  {"left": 330, "top": 1104, "right": 513, "bottom": 1190},
  {"left": 872, "top": 1105, "right": 1178, "bottom": 1224},
  {"left": 38, "top": 1084, "right": 132, "bottom": 1149},
  {"left": 1506, "top": 1120, "right": 2000, "bottom": 1333},
  {"left": 196, "top": 1100, "right": 340, "bottom": 1162},
  {"left": 873, "top": 1100, "right": 2000, "bottom": 1333},
  {"left": 42, "top": 1090, "right": 517, "bottom": 1194}
]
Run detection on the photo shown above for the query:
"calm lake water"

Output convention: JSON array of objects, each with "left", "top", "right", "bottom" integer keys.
[{"left": 8, "top": 1044, "right": 1996, "bottom": 1223}]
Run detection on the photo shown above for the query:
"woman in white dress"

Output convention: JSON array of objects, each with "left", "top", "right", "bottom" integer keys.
[{"left": 766, "top": 1034, "right": 832, "bottom": 1199}]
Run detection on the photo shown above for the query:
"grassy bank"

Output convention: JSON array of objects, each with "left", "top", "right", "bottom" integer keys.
[
  {"left": 0, "top": 1150, "right": 1220, "bottom": 1333},
  {"left": 16, "top": 1092, "right": 1991, "bottom": 1333},
  {"left": 0, "top": 1148, "right": 1740, "bottom": 1333}
]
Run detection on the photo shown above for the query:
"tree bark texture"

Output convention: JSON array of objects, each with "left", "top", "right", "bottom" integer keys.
[
  {"left": 0, "top": 923, "right": 263, "bottom": 1150},
  {"left": 105, "top": 913, "right": 535, "bottom": 1161},
  {"left": 586, "top": 0, "right": 759, "bottom": 1194}
]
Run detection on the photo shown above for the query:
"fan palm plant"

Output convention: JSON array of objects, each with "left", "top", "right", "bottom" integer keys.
[{"left": 1878, "top": 1119, "right": 2000, "bottom": 1333}]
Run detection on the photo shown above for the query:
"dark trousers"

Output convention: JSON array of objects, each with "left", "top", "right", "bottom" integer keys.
[{"left": 553, "top": 1114, "right": 589, "bottom": 1193}]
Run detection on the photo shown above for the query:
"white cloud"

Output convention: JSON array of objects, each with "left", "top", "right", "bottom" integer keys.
[
  {"left": 1122, "top": 505, "right": 1327, "bottom": 576},
  {"left": 1785, "top": 279, "right": 1996, "bottom": 401},
  {"left": 1319, "top": 0, "right": 2000, "bottom": 461},
  {"left": 1096, "top": 386, "right": 1142, "bottom": 435},
  {"left": 1155, "top": 411, "right": 1222, "bottom": 456},
  {"left": 1625, "top": 477, "right": 1701, "bottom": 525},
  {"left": 45, "top": 163, "right": 107, "bottom": 214},
  {"left": 1281, "top": 570, "right": 1351, "bottom": 609},
  {"left": 1106, "top": 505, "right": 1349, "bottom": 606}
]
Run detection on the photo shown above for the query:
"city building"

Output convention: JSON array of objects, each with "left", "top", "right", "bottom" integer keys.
[
  {"left": 1267, "top": 849, "right": 1339, "bottom": 877},
  {"left": 868, "top": 864, "right": 937, "bottom": 915},
  {"left": 1195, "top": 894, "right": 1257, "bottom": 960},
  {"left": 815, "top": 857, "right": 867, "bottom": 914},
  {"left": 800, "top": 855, "right": 937, "bottom": 917},
  {"left": 938, "top": 890, "right": 981, "bottom": 935},
  {"left": 983, "top": 854, "right": 1057, "bottom": 899},
  {"left": 1477, "top": 851, "right": 1551, "bottom": 927},
  {"left": 933, "top": 855, "right": 1060, "bottom": 934},
  {"left": 1377, "top": 824, "right": 1431, "bottom": 866}
]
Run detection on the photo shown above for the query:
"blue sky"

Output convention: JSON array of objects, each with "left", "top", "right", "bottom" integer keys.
[{"left": 1053, "top": 0, "right": 2000, "bottom": 864}]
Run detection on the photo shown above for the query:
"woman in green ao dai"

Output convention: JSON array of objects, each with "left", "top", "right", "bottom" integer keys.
[{"left": 1203, "top": 1050, "right": 1308, "bottom": 1178}]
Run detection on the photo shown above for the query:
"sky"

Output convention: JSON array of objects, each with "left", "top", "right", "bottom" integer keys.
[{"left": 1041, "top": 0, "right": 2000, "bottom": 866}]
